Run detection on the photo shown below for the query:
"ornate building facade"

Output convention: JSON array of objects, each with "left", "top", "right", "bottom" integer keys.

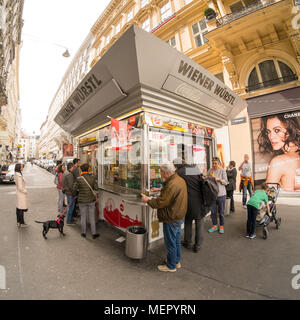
[
  {"left": 89, "top": 0, "right": 300, "bottom": 177},
  {"left": 0, "top": 0, "right": 24, "bottom": 164}
]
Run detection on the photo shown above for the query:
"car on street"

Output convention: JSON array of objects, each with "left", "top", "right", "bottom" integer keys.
[{"left": 0, "top": 164, "right": 15, "bottom": 184}]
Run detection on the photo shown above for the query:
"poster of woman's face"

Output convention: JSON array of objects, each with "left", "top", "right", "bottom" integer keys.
[{"left": 251, "top": 110, "right": 300, "bottom": 193}]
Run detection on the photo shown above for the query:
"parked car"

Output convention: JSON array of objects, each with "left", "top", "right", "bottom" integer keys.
[
  {"left": 46, "top": 159, "right": 56, "bottom": 173},
  {"left": 0, "top": 164, "right": 15, "bottom": 184}
]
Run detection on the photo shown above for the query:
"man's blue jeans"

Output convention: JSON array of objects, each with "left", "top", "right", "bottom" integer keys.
[
  {"left": 163, "top": 220, "right": 184, "bottom": 270},
  {"left": 66, "top": 194, "right": 75, "bottom": 223},
  {"left": 243, "top": 183, "right": 253, "bottom": 206}
]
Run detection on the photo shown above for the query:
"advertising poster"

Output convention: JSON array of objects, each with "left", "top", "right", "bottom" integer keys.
[
  {"left": 62, "top": 143, "right": 74, "bottom": 157},
  {"left": 251, "top": 110, "right": 300, "bottom": 193}
]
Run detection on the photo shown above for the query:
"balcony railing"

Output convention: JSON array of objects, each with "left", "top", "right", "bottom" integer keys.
[
  {"left": 216, "top": 0, "right": 280, "bottom": 27},
  {"left": 245, "top": 74, "right": 298, "bottom": 92}
]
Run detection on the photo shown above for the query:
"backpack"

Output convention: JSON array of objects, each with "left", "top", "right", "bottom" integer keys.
[{"left": 201, "top": 176, "right": 219, "bottom": 214}]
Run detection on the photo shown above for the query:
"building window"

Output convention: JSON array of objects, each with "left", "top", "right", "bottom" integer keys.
[
  {"left": 246, "top": 59, "right": 297, "bottom": 92},
  {"left": 214, "top": 72, "right": 224, "bottom": 83},
  {"left": 192, "top": 19, "right": 208, "bottom": 47},
  {"left": 167, "top": 36, "right": 176, "bottom": 48},
  {"left": 160, "top": 2, "right": 172, "bottom": 21},
  {"left": 105, "top": 34, "right": 111, "bottom": 46},
  {"left": 116, "top": 23, "right": 121, "bottom": 34},
  {"left": 141, "top": 0, "right": 149, "bottom": 8},
  {"left": 229, "top": 0, "right": 260, "bottom": 13},
  {"left": 127, "top": 10, "right": 133, "bottom": 22},
  {"left": 142, "top": 18, "right": 150, "bottom": 32}
]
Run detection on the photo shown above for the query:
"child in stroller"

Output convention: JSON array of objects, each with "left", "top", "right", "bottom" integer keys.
[{"left": 246, "top": 182, "right": 271, "bottom": 239}]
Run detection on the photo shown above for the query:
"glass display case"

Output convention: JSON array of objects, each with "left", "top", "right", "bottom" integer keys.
[
  {"left": 148, "top": 127, "right": 213, "bottom": 189},
  {"left": 100, "top": 114, "right": 143, "bottom": 193}
]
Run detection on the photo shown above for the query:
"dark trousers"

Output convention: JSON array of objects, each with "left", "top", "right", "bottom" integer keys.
[
  {"left": 211, "top": 196, "right": 226, "bottom": 226},
  {"left": 16, "top": 208, "right": 25, "bottom": 224},
  {"left": 226, "top": 189, "right": 235, "bottom": 212},
  {"left": 163, "top": 220, "right": 184, "bottom": 269},
  {"left": 184, "top": 217, "right": 203, "bottom": 249},
  {"left": 247, "top": 204, "right": 258, "bottom": 235}
]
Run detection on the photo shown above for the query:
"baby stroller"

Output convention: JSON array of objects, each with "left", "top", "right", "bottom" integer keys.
[{"left": 257, "top": 183, "right": 282, "bottom": 239}]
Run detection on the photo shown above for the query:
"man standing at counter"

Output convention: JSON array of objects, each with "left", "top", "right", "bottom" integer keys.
[{"left": 141, "top": 163, "right": 188, "bottom": 272}]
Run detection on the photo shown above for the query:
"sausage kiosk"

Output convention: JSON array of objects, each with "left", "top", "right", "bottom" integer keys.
[{"left": 54, "top": 25, "right": 247, "bottom": 248}]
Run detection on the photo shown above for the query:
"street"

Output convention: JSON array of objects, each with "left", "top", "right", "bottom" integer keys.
[{"left": 0, "top": 164, "right": 299, "bottom": 300}]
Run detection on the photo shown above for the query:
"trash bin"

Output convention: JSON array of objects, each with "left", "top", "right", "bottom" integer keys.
[
  {"left": 224, "top": 197, "right": 231, "bottom": 216},
  {"left": 125, "top": 226, "right": 147, "bottom": 260}
]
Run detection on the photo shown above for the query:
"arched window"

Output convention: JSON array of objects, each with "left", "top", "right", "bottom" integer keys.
[{"left": 246, "top": 59, "right": 297, "bottom": 92}]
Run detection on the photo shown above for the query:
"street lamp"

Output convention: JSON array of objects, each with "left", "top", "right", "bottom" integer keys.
[{"left": 22, "top": 33, "right": 71, "bottom": 58}]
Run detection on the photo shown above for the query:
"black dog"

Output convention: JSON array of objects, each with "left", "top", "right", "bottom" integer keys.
[{"left": 35, "top": 215, "right": 66, "bottom": 239}]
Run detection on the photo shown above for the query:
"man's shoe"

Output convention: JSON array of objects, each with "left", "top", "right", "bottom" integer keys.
[
  {"left": 249, "top": 233, "right": 256, "bottom": 239},
  {"left": 66, "top": 222, "right": 76, "bottom": 226},
  {"left": 163, "top": 259, "right": 181, "bottom": 269},
  {"left": 193, "top": 246, "right": 200, "bottom": 253},
  {"left": 208, "top": 225, "right": 218, "bottom": 233},
  {"left": 219, "top": 226, "right": 224, "bottom": 234},
  {"left": 157, "top": 265, "right": 176, "bottom": 272},
  {"left": 81, "top": 233, "right": 86, "bottom": 238},
  {"left": 16, "top": 223, "right": 20, "bottom": 227},
  {"left": 92, "top": 234, "right": 100, "bottom": 239},
  {"left": 245, "top": 234, "right": 250, "bottom": 238},
  {"left": 182, "top": 241, "right": 193, "bottom": 249}
]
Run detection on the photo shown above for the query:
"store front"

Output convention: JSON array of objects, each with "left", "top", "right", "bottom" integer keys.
[
  {"left": 247, "top": 86, "right": 300, "bottom": 194},
  {"left": 55, "top": 25, "right": 246, "bottom": 247}
]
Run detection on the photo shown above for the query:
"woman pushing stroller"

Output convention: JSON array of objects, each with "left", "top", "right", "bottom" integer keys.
[{"left": 246, "top": 182, "right": 271, "bottom": 239}]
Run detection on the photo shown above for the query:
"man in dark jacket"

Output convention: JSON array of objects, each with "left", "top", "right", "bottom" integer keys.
[
  {"left": 226, "top": 161, "right": 237, "bottom": 212},
  {"left": 142, "top": 163, "right": 187, "bottom": 272},
  {"left": 73, "top": 163, "right": 99, "bottom": 239},
  {"left": 176, "top": 163, "right": 206, "bottom": 253},
  {"left": 62, "top": 162, "right": 76, "bottom": 225}
]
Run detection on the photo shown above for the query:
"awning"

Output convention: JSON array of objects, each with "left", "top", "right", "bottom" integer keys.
[
  {"left": 246, "top": 86, "right": 300, "bottom": 119},
  {"left": 55, "top": 25, "right": 247, "bottom": 136}
]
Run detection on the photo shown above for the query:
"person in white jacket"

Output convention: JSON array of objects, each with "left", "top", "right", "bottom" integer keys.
[{"left": 15, "top": 163, "right": 29, "bottom": 227}]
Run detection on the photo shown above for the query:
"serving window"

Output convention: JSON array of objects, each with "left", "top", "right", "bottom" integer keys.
[{"left": 149, "top": 127, "right": 212, "bottom": 189}]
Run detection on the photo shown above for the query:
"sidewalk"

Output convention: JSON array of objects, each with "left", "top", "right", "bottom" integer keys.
[{"left": 0, "top": 164, "right": 299, "bottom": 300}]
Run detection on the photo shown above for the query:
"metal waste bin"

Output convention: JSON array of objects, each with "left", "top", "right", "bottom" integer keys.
[
  {"left": 224, "top": 197, "right": 231, "bottom": 216},
  {"left": 125, "top": 226, "right": 147, "bottom": 260}
]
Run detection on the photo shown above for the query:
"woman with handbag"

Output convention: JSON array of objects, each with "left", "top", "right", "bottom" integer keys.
[
  {"left": 72, "top": 163, "right": 99, "bottom": 239},
  {"left": 15, "top": 163, "right": 29, "bottom": 227}
]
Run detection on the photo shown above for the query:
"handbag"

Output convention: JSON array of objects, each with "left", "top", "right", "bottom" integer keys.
[{"left": 81, "top": 176, "right": 97, "bottom": 198}]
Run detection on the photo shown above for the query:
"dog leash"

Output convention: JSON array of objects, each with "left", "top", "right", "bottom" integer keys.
[{"left": 59, "top": 197, "right": 78, "bottom": 218}]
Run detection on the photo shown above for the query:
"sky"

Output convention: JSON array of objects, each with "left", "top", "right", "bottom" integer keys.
[{"left": 19, "top": 0, "right": 112, "bottom": 135}]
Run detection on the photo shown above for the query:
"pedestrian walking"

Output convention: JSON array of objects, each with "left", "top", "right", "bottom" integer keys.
[
  {"left": 56, "top": 164, "right": 65, "bottom": 214},
  {"left": 62, "top": 162, "right": 76, "bottom": 225},
  {"left": 141, "top": 163, "right": 187, "bottom": 272},
  {"left": 226, "top": 161, "right": 237, "bottom": 213},
  {"left": 176, "top": 162, "right": 206, "bottom": 253},
  {"left": 15, "top": 164, "right": 29, "bottom": 227},
  {"left": 238, "top": 154, "right": 254, "bottom": 208},
  {"left": 246, "top": 183, "right": 271, "bottom": 239},
  {"left": 207, "top": 157, "right": 228, "bottom": 234},
  {"left": 72, "top": 163, "right": 99, "bottom": 239}
]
